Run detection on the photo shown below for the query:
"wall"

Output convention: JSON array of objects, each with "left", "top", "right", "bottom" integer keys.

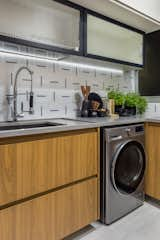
[
  {"left": 144, "top": 97, "right": 160, "bottom": 118},
  {"left": 0, "top": 41, "right": 137, "bottom": 122}
]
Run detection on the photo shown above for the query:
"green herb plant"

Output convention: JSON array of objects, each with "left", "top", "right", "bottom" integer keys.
[
  {"left": 108, "top": 91, "right": 148, "bottom": 115},
  {"left": 136, "top": 96, "right": 148, "bottom": 114},
  {"left": 125, "top": 93, "right": 138, "bottom": 108},
  {"left": 108, "top": 91, "right": 125, "bottom": 106}
]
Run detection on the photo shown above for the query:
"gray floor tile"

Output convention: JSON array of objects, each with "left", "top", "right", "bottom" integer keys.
[{"left": 66, "top": 202, "right": 160, "bottom": 240}]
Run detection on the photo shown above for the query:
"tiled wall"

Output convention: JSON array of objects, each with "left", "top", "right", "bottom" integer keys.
[
  {"left": 145, "top": 102, "right": 160, "bottom": 117},
  {"left": 0, "top": 42, "right": 137, "bottom": 121}
]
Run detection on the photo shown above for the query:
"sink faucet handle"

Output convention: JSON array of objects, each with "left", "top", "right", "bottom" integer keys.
[
  {"left": 21, "top": 101, "right": 24, "bottom": 114},
  {"left": 29, "top": 92, "right": 34, "bottom": 114}
]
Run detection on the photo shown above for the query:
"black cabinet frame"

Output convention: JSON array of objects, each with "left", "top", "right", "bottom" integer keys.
[{"left": 0, "top": 0, "right": 145, "bottom": 67}]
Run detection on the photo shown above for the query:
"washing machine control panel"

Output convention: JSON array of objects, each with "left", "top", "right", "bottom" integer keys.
[{"left": 105, "top": 124, "right": 144, "bottom": 142}]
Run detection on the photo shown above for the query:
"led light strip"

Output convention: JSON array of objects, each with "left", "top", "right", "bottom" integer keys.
[
  {"left": 0, "top": 48, "right": 124, "bottom": 74},
  {"left": 0, "top": 49, "right": 61, "bottom": 61},
  {"left": 60, "top": 60, "right": 123, "bottom": 74}
]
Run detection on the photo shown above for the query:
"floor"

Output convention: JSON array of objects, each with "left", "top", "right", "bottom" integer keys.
[{"left": 66, "top": 200, "right": 160, "bottom": 240}]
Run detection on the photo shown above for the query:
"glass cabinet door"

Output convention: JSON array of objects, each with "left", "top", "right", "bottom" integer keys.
[
  {"left": 86, "top": 13, "right": 144, "bottom": 66},
  {"left": 0, "top": 0, "right": 81, "bottom": 52}
]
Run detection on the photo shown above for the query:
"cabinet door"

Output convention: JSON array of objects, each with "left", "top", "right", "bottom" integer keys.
[
  {"left": 86, "top": 12, "right": 144, "bottom": 66},
  {"left": 145, "top": 123, "right": 160, "bottom": 199},
  {"left": 0, "top": 129, "right": 98, "bottom": 206},
  {"left": 0, "top": 0, "right": 81, "bottom": 53},
  {"left": 0, "top": 178, "right": 98, "bottom": 240}
]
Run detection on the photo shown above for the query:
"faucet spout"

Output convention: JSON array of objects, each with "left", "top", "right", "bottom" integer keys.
[{"left": 13, "top": 66, "right": 34, "bottom": 121}]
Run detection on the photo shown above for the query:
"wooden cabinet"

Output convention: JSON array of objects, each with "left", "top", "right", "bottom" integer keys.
[
  {"left": 145, "top": 123, "right": 160, "bottom": 199},
  {"left": 0, "top": 128, "right": 99, "bottom": 239},
  {"left": 0, "top": 178, "right": 98, "bottom": 240},
  {"left": 0, "top": 129, "right": 98, "bottom": 206},
  {"left": 85, "top": 11, "right": 144, "bottom": 66}
]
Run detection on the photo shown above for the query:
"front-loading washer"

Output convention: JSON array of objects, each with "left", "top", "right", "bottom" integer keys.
[{"left": 100, "top": 124, "right": 146, "bottom": 225}]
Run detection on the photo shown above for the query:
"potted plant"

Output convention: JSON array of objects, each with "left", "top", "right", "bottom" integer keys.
[
  {"left": 108, "top": 90, "right": 125, "bottom": 115},
  {"left": 136, "top": 95, "right": 148, "bottom": 115},
  {"left": 124, "top": 93, "right": 138, "bottom": 115},
  {"left": 124, "top": 93, "right": 148, "bottom": 116},
  {"left": 108, "top": 91, "right": 148, "bottom": 116}
]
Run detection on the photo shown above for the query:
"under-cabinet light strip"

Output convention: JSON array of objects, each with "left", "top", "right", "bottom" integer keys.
[
  {"left": 0, "top": 49, "right": 61, "bottom": 61},
  {"left": 61, "top": 60, "right": 124, "bottom": 74},
  {"left": 0, "top": 49, "right": 124, "bottom": 74}
]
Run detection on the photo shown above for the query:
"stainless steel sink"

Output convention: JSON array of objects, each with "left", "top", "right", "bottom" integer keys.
[{"left": 0, "top": 122, "right": 64, "bottom": 131}]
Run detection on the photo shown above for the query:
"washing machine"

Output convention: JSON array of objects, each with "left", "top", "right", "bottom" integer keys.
[{"left": 100, "top": 124, "right": 146, "bottom": 225}]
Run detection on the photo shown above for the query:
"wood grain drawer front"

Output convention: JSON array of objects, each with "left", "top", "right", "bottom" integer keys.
[
  {"left": 0, "top": 129, "right": 98, "bottom": 206},
  {"left": 145, "top": 124, "right": 160, "bottom": 199},
  {"left": 0, "top": 178, "right": 98, "bottom": 240}
]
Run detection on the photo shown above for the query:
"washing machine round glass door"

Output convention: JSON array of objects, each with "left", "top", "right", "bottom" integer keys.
[{"left": 111, "top": 140, "right": 145, "bottom": 195}]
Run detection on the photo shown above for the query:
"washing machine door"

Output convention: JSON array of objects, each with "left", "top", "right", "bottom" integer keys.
[{"left": 111, "top": 140, "right": 145, "bottom": 195}]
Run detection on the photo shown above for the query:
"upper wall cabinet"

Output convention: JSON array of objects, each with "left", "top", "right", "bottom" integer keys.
[
  {"left": 85, "top": 12, "right": 144, "bottom": 67},
  {"left": 70, "top": 0, "right": 160, "bottom": 33},
  {"left": 117, "top": 0, "right": 160, "bottom": 23},
  {"left": 0, "top": 0, "right": 82, "bottom": 54}
]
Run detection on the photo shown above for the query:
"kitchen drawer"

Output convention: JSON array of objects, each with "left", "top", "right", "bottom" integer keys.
[
  {"left": 0, "top": 129, "right": 98, "bottom": 205},
  {"left": 0, "top": 178, "right": 98, "bottom": 240}
]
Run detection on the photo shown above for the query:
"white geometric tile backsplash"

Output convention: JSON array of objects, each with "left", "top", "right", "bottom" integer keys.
[
  {"left": 144, "top": 103, "right": 160, "bottom": 118},
  {"left": 0, "top": 42, "right": 137, "bottom": 122}
]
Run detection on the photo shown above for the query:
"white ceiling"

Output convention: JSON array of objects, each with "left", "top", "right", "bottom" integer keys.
[
  {"left": 70, "top": 0, "right": 160, "bottom": 33},
  {"left": 116, "top": 0, "right": 160, "bottom": 22}
]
